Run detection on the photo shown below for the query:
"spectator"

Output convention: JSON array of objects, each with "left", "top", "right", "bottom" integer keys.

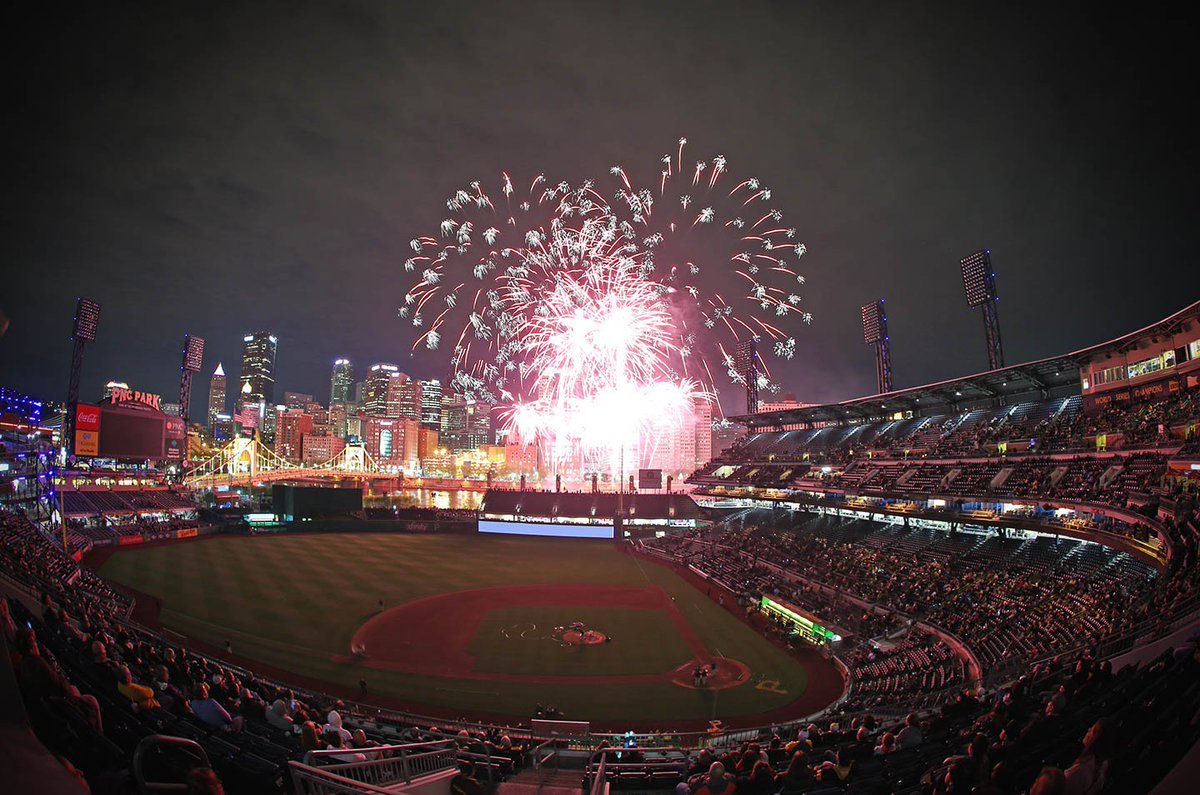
[
  {"left": 322, "top": 729, "right": 368, "bottom": 763},
  {"left": 874, "top": 731, "right": 896, "bottom": 756},
  {"left": 1064, "top": 718, "right": 1114, "bottom": 795},
  {"left": 265, "top": 698, "right": 294, "bottom": 732},
  {"left": 775, "top": 751, "right": 813, "bottom": 792},
  {"left": 736, "top": 760, "right": 775, "bottom": 795},
  {"left": 185, "top": 768, "right": 225, "bottom": 795},
  {"left": 116, "top": 664, "right": 161, "bottom": 711},
  {"left": 324, "top": 709, "right": 353, "bottom": 744},
  {"left": 300, "top": 721, "right": 325, "bottom": 753},
  {"left": 1030, "top": 766, "right": 1067, "bottom": 795},
  {"left": 690, "top": 761, "right": 736, "bottom": 795},
  {"left": 897, "top": 713, "right": 924, "bottom": 749},
  {"left": 13, "top": 628, "right": 104, "bottom": 734},
  {"left": 190, "top": 683, "right": 242, "bottom": 732}
]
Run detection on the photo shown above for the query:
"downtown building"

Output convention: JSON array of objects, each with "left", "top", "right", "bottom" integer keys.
[
  {"left": 274, "top": 406, "right": 314, "bottom": 463},
  {"left": 419, "top": 378, "right": 442, "bottom": 429},
  {"left": 362, "top": 415, "right": 419, "bottom": 471},
  {"left": 330, "top": 358, "right": 353, "bottom": 405},
  {"left": 207, "top": 363, "right": 226, "bottom": 426},
  {"left": 363, "top": 364, "right": 407, "bottom": 418},
  {"left": 238, "top": 331, "right": 278, "bottom": 436}
]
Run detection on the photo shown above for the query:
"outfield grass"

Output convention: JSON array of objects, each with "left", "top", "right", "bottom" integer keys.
[{"left": 97, "top": 532, "right": 815, "bottom": 723}]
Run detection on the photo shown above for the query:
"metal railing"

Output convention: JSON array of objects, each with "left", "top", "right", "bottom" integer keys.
[{"left": 291, "top": 740, "right": 458, "bottom": 793}]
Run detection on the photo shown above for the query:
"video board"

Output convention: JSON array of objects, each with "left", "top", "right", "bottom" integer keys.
[
  {"left": 96, "top": 407, "right": 165, "bottom": 460},
  {"left": 478, "top": 519, "right": 615, "bottom": 539}
]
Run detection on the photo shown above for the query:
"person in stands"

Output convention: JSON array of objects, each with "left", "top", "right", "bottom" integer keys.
[
  {"left": 324, "top": 709, "right": 353, "bottom": 744},
  {"left": 897, "top": 713, "right": 924, "bottom": 749},
  {"left": 13, "top": 628, "right": 104, "bottom": 734},
  {"left": 775, "top": 751, "right": 814, "bottom": 793},
  {"left": 190, "top": 683, "right": 242, "bottom": 732},
  {"left": 116, "top": 664, "right": 161, "bottom": 711},
  {"left": 735, "top": 760, "right": 775, "bottom": 795},
  {"left": 1064, "top": 718, "right": 1114, "bottom": 795},
  {"left": 185, "top": 767, "right": 225, "bottom": 795},
  {"left": 265, "top": 698, "right": 294, "bottom": 733},
  {"left": 689, "top": 761, "right": 736, "bottom": 795}
]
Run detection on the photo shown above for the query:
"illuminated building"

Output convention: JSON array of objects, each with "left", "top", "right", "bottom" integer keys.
[
  {"left": 238, "top": 332, "right": 278, "bottom": 410},
  {"left": 0, "top": 387, "right": 45, "bottom": 425},
  {"left": 302, "top": 433, "right": 345, "bottom": 465},
  {"left": 466, "top": 401, "right": 492, "bottom": 450},
  {"left": 417, "top": 426, "right": 439, "bottom": 461},
  {"left": 328, "top": 401, "right": 349, "bottom": 438},
  {"left": 362, "top": 416, "right": 419, "bottom": 470},
  {"left": 210, "top": 413, "right": 233, "bottom": 443},
  {"left": 504, "top": 436, "right": 538, "bottom": 477},
  {"left": 418, "top": 378, "right": 442, "bottom": 429},
  {"left": 439, "top": 396, "right": 468, "bottom": 451},
  {"left": 330, "top": 358, "right": 353, "bottom": 405},
  {"left": 283, "top": 391, "right": 313, "bottom": 410},
  {"left": 397, "top": 377, "right": 422, "bottom": 421},
  {"left": 364, "top": 364, "right": 408, "bottom": 418},
  {"left": 207, "top": 363, "right": 226, "bottom": 426},
  {"left": 693, "top": 397, "right": 713, "bottom": 470},
  {"left": 263, "top": 404, "right": 280, "bottom": 445},
  {"left": 274, "top": 407, "right": 314, "bottom": 463}
]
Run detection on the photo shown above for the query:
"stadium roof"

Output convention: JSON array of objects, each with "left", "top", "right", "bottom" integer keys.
[{"left": 739, "top": 299, "right": 1200, "bottom": 430}]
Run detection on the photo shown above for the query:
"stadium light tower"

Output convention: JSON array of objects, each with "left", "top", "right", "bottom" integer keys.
[
  {"left": 960, "top": 249, "right": 1005, "bottom": 370},
  {"left": 862, "top": 299, "right": 893, "bottom": 394},
  {"left": 63, "top": 297, "right": 101, "bottom": 457},
  {"left": 733, "top": 338, "right": 761, "bottom": 414},
  {"left": 179, "top": 334, "right": 205, "bottom": 427}
]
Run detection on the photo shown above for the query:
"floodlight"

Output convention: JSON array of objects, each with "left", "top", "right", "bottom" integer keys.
[
  {"left": 72, "top": 298, "right": 101, "bottom": 342},
  {"left": 960, "top": 250, "right": 994, "bottom": 307}
]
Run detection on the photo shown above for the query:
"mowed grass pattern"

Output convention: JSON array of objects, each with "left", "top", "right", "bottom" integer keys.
[
  {"left": 469, "top": 607, "right": 693, "bottom": 676},
  {"left": 98, "top": 533, "right": 810, "bottom": 722}
]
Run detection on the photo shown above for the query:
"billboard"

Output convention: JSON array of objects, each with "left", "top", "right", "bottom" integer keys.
[
  {"left": 478, "top": 520, "right": 615, "bottom": 539},
  {"left": 97, "top": 407, "right": 165, "bottom": 460},
  {"left": 74, "top": 403, "right": 101, "bottom": 457},
  {"left": 164, "top": 416, "right": 186, "bottom": 460},
  {"left": 638, "top": 468, "right": 663, "bottom": 490}
]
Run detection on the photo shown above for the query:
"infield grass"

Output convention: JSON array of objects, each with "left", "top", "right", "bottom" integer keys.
[{"left": 96, "top": 532, "right": 817, "bottom": 723}]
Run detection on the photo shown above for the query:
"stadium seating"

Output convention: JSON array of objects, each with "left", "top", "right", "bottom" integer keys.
[{"left": 1, "top": 385, "right": 1199, "bottom": 792}]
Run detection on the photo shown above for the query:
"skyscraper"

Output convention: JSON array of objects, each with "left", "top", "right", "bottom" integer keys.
[
  {"left": 207, "top": 363, "right": 226, "bottom": 426},
  {"left": 364, "top": 364, "right": 409, "bottom": 418},
  {"left": 419, "top": 378, "right": 442, "bottom": 429},
  {"left": 238, "top": 332, "right": 278, "bottom": 410},
  {"left": 330, "top": 358, "right": 353, "bottom": 405},
  {"left": 282, "top": 391, "right": 313, "bottom": 410},
  {"left": 274, "top": 407, "right": 314, "bottom": 464}
]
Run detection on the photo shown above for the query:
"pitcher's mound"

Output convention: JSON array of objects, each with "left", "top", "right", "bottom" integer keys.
[{"left": 562, "top": 629, "right": 608, "bottom": 645}]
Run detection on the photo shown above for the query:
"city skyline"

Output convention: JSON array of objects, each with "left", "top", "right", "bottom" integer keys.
[{"left": 3, "top": 3, "right": 1196, "bottom": 418}]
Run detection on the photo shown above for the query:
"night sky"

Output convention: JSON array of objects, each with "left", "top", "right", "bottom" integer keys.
[{"left": 3, "top": 2, "right": 1195, "bottom": 416}]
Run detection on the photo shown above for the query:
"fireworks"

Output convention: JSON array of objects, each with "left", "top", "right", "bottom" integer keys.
[{"left": 401, "top": 140, "right": 811, "bottom": 480}]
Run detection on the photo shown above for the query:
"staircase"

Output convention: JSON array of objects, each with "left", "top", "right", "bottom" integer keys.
[{"left": 497, "top": 767, "right": 582, "bottom": 795}]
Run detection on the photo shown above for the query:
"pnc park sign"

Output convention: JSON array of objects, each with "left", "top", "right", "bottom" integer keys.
[{"left": 107, "top": 387, "right": 162, "bottom": 412}]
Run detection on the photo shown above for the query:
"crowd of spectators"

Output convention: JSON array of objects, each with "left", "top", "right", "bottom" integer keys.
[
  {"left": 1, "top": 509, "right": 527, "bottom": 793},
  {"left": 662, "top": 643, "right": 1200, "bottom": 794},
  {"left": 645, "top": 510, "right": 1194, "bottom": 701}
]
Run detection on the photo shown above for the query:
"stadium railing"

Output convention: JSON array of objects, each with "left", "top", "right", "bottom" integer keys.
[{"left": 291, "top": 739, "right": 458, "bottom": 793}]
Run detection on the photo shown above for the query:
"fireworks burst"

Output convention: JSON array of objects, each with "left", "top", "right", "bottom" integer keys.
[{"left": 401, "top": 141, "right": 811, "bottom": 479}]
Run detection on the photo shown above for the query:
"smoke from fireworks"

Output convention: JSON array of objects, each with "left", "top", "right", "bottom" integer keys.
[{"left": 401, "top": 139, "right": 811, "bottom": 479}]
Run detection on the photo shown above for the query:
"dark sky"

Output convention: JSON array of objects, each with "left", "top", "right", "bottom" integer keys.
[{"left": 3, "top": 1, "right": 1195, "bottom": 416}]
